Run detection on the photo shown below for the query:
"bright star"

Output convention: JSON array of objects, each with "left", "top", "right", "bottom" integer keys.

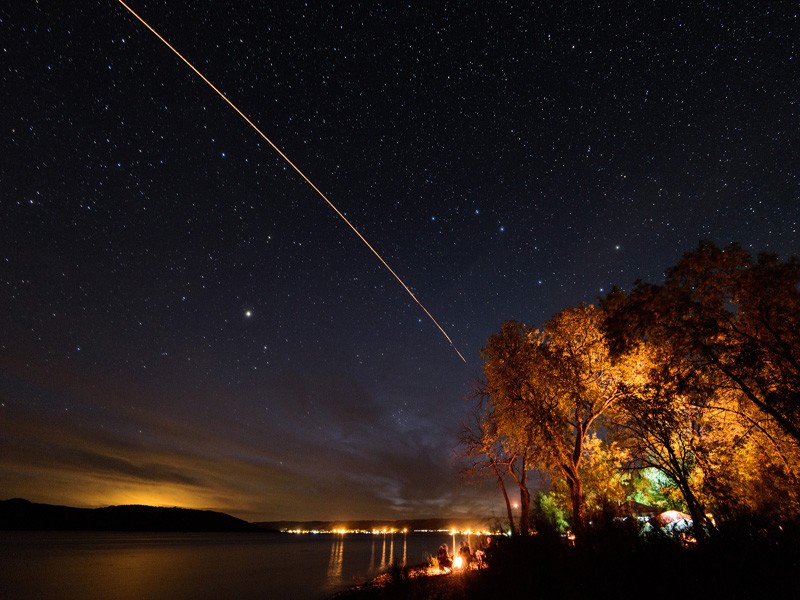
[{"left": 244, "top": 310, "right": 252, "bottom": 318}]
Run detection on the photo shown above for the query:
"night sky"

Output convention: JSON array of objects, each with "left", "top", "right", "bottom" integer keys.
[{"left": 1, "top": 2, "right": 798, "bottom": 522}]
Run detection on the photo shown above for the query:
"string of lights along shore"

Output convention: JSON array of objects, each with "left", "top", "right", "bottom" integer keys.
[{"left": 0, "top": 1, "right": 797, "bottom": 520}]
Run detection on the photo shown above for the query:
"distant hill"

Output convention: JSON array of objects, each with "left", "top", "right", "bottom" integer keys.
[
  {"left": 0, "top": 498, "right": 259, "bottom": 532},
  {"left": 0, "top": 499, "right": 498, "bottom": 534}
]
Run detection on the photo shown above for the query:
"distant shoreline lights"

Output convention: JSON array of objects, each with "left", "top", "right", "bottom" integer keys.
[{"left": 282, "top": 527, "right": 498, "bottom": 536}]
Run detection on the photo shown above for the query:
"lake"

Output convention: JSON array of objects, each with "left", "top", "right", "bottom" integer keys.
[{"left": 0, "top": 531, "right": 465, "bottom": 599}]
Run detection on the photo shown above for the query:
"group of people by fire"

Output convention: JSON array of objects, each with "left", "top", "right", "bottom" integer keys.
[{"left": 435, "top": 537, "right": 491, "bottom": 573}]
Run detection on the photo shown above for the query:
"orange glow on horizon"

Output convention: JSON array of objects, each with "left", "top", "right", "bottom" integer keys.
[{"left": 102, "top": 490, "right": 206, "bottom": 509}]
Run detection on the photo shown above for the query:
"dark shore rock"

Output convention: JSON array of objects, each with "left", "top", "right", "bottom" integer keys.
[{"left": 332, "top": 565, "right": 492, "bottom": 600}]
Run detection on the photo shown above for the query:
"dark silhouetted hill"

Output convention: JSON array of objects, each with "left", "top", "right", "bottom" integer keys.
[{"left": 0, "top": 498, "right": 259, "bottom": 532}]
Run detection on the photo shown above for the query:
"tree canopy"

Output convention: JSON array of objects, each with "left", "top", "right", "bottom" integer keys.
[{"left": 465, "top": 242, "right": 800, "bottom": 539}]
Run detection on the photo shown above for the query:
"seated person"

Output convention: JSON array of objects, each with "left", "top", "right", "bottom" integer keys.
[
  {"left": 437, "top": 544, "right": 452, "bottom": 572},
  {"left": 458, "top": 542, "right": 472, "bottom": 569}
]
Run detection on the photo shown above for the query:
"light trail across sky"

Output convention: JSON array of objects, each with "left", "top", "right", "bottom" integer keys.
[{"left": 116, "top": 0, "right": 466, "bottom": 363}]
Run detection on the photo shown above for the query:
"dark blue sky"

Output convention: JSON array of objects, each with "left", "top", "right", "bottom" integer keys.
[{"left": 1, "top": 1, "right": 798, "bottom": 521}]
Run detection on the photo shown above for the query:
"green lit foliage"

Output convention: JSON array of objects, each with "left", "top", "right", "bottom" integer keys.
[
  {"left": 531, "top": 491, "right": 569, "bottom": 536},
  {"left": 630, "top": 467, "right": 687, "bottom": 512}
]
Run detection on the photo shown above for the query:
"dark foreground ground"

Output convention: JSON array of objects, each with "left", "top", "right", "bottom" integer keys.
[{"left": 334, "top": 524, "right": 800, "bottom": 599}]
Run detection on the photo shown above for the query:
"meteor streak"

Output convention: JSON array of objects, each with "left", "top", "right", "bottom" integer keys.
[{"left": 117, "top": 1, "right": 466, "bottom": 363}]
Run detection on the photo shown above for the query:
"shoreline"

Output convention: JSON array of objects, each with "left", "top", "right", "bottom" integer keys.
[
  {"left": 331, "top": 563, "right": 489, "bottom": 599},
  {"left": 331, "top": 528, "right": 800, "bottom": 599}
]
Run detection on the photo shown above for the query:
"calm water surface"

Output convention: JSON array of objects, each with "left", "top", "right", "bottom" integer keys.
[{"left": 0, "top": 531, "right": 462, "bottom": 599}]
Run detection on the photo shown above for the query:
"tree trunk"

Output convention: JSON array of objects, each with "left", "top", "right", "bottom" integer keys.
[
  {"left": 566, "top": 425, "right": 587, "bottom": 531},
  {"left": 518, "top": 484, "right": 531, "bottom": 535},
  {"left": 492, "top": 463, "right": 517, "bottom": 536},
  {"left": 674, "top": 472, "right": 711, "bottom": 541},
  {"left": 505, "top": 454, "right": 532, "bottom": 535},
  {"left": 565, "top": 471, "right": 585, "bottom": 531}
]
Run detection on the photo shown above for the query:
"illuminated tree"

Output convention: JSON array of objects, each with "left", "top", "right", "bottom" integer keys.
[
  {"left": 472, "top": 242, "right": 800, "bottom": 536},
  {"left": 577, "top": 435, "right": 631, "bottom": 518},
  {"left": 603, "top": 242, "right": 800, "bottom": 529},
  {"left": 458, "top": 397, "right": 520, "bottom": 535},
  {"left": 547, "top": 434, "right": 633, "bottom": 525},
  {"left": 478, "top": 320, "right": 545, "bottom": 535},
  {"left": 615, "top": 360, "right": 800, "bottom": 530},
  {"left": 480, "top": 306, "right": 627, "bottom": 531},
  {"left": 612, "top": 341, "right": 714, "bottom": 534},
  {"left": 693, "top": 388, "right": 800, "bottom": 523},
  {"left": 604, "top": 241, "right": 800, "bottom": 446},
  {"left": 538, "top": 305, "right": 630, "bottom": 529}
]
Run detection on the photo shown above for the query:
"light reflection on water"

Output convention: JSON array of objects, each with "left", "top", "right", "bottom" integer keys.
[
  {"left": 326, "top": 535, "right": 344, "bottom": 580},
  {"left": 0, "top": 531, "right": 457, "bottom": 600}
]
